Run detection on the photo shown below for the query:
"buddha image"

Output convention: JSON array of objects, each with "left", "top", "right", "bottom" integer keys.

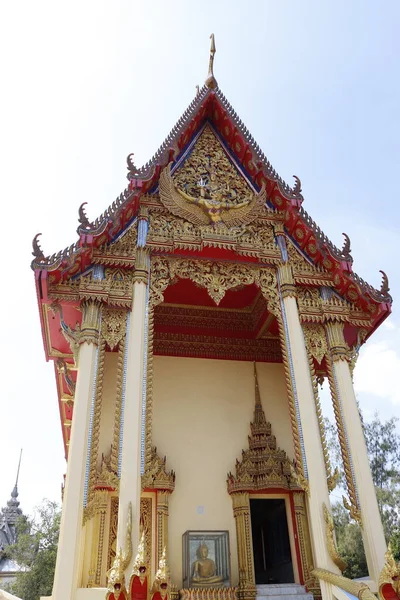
[{"left": 191, "top": 541, "right": 224, "bottom": 587}]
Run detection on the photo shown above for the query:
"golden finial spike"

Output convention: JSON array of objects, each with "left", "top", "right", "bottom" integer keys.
[
  {"left": 253, "top": 362, "right": 267, "bottom": 427},
  {"left": 254, "top": 362, "right": 262, "bottom": 407},
  {"left": 205, "top": 33, "right": 218, "bottom": 89}
]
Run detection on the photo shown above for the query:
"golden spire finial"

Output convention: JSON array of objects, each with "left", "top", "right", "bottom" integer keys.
[
  {"left": 253, "top": 362, "right": 267, "bottom": 428},
  {"left": 205, "top": 33, "right": 218, "bottom": 89},
  {"left": 254, "top": 362, "right": 262, "bottom": 408}
]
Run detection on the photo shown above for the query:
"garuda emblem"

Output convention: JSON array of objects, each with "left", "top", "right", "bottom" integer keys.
[{"left": 159, "top": 163, "right": 266, "bottom": 227}]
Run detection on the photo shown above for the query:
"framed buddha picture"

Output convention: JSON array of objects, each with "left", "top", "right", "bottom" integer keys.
[{"left": 182, "top": 530, "right": 230, "bottom": 589}]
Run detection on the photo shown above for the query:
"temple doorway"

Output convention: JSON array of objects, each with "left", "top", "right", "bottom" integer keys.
[{"left": 250, "top": 498, "right": 295, "bottom": 584}]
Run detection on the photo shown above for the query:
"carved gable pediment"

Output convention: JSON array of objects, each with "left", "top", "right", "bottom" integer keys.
[
  {"left": 173, "top": 124, "right": 254, "bottom": 204},
  {"left": 157, "top": 124, "right": 269, "bottom": 229}
]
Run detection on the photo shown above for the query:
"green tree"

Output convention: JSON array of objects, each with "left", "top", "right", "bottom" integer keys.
[
  {"left": 325, "top": 413, "right": 400, "bottom": 569},
  {"left": 5, "top": 499, "right": 60, "bottom": 600}
]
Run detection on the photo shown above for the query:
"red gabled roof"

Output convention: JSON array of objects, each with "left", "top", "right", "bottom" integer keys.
[{"left": 31, "top": 84, "right": 392, "bottom": 331}]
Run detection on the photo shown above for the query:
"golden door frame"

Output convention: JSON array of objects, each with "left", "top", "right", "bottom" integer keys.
[{"left": 231, "top": 490, "right": 316, "bottom": 598}]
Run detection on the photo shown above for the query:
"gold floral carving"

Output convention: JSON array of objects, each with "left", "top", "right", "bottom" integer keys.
[
  {"left": 84, "top": 308, "right": 128, "bottom": 520},
  {"left": 107, "top": 497, "right": 119, "bottom": 572},
  {"left": 379, "top": 544, "right": 400, "bottom": 600},
  {"left": 96, "top": 447, "right": 119, "bottom": 491},
  {"left": 112, "top": 337, "right": 125, "bottom": 476},
  {"left": 140, "top": 497, "right": 152, "bottom": 572},
  {"left": 286, "top": 241, "right": 331, "bottom": 287},
  {"left": 323, "top": 503, "right": 347, "bottom": 573},
  {"left": 156, "top": 493, "right": 170, "bottom": 568},
  {"left": 93, "top": 225, "right": 138, "bottom": 267},
  {"left": 48, "top": 268, "right": 135, "bottom": 308},
  {"left": 293, "top": 493, "right": 319, "bottom": 595},
  {"left": 169, "top": 260, "right": 251, "bottom": 306},
  {"left": 80, "top": 299, "right": 101, "bottom": 345},
  {"left": 101, "top": 308, "right": 128, "bottom": 351},
  {"left": 87, "top": 489, "right": 108, "bottom": 587},
  {"left": 227, "top": 365, "right": 302, "bottom": 493},
  {"left": 174, "top": 125, "right": 254, "bottom": 205},
  {"left": 295, "top": 284, "right": 371, "bottom": 328},
  {"left": 144, "top": 304, "right": 155, "bottom": 477},
  {"left": 276, "top": 312, "right": 305, "bottom": 481},
  {"left": 303, "top": 324, "right": 328, "bottom": 365},
  {"left": 150, "top": 257, "right": 279, "bottom": 314},
  {"left": 231, "top": 492, "right": 256, "bottom": 594},
  {"left": 325, "top": 321, "right": 350, "bottom": 362},
  {"left": 141, "top": 447, "right": 175, "bottom": 492},
  {"left": 84, "top": 336, "right": 106, "bottom": 519},
  {"left": 302, "top": 324, "right": 338, "bottom": 490},
  {"left": 153, "top": 332, "right": 281, "bottom": 363},
  {"left": 179, "top": 589, "right": 237, "bottom": 600},
  {"left": 278, "top": 263, "right": 296, "bottom": 299},
  {"left": 312, "top": 568, "right": 376, "bottom": 600},
  {"left": 147, "top": 213, "right": 279, "bottom": 261},
  {"left": 325, "top": 345, "right": 362, "bottom": 525},
  {"left": 134, "top": 247, "right": 150, "bottom": 284}
]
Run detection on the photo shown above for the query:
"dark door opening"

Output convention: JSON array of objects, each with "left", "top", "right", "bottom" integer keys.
[{"left": 250, "top": 499, "right": 294, "bottom": 584}]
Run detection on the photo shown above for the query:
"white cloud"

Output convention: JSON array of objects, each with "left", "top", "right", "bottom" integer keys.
[{"left": 354, "top": 340, "right": 400, "bottom": 406}]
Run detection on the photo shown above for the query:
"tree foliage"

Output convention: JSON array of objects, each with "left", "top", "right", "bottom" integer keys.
[
  {"left": 325, "top": 412, "right": 400, "bottom": 575},
  {"left": 4, "top": 499, "right": 60, "bottom": 600}
]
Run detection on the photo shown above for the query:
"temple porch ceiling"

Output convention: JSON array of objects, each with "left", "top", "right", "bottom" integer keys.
[{"left": 153, "top": 277, "right": 281, "bottom": 363}]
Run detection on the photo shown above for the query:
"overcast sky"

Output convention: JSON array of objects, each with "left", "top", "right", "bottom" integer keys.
[{"left": 0, "top": 0, "right": 399, "bottom": 515}]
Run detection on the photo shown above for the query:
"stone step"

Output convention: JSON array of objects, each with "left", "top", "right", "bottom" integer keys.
[
  {"left": 256, "top": 584, "right": 313, "bottom": 600},
  {"left": 257, "top": 585, "right": 307, "bottom": 595},
  {"left": 256, "top": 594, "right": 313, "bottom": 600}
]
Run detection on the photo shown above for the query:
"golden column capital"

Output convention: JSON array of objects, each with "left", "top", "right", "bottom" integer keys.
[
  {"left": 277, "top": 262, "right": 296, "bottom": 299},
  {"left": 80, "top": 299, "right": 101, "bottom": 345},
  {"left": 325, "top": 321, "right": 348, "bottom": 362},
  {"left": 134, "top": 247, "right": 150, "bottom": 284}
]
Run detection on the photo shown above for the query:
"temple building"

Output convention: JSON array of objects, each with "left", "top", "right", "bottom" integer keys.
[
  {"left": 0, "top": 455, "right": 23, "bottom": 587},
  {"left": 31, "top": 37, "right": 397, "bottom": 600}
]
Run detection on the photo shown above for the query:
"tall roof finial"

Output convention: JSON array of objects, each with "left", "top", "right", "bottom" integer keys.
[
  {"left": 205, "top": 33, "right": 218, "bottom": 89},
  {"left": 252, "top": 363, "right": 268, "bottom": 431},
  {"left": 15, "top": 449, "right": 22, "bottom": 488},
  {"left": 254, "top": 362, "right": 262, "bottom": 409}
]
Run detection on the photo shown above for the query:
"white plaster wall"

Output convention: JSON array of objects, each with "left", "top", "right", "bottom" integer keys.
[{"left": 152, "top": 357, "right": 292, "bottom": 587}]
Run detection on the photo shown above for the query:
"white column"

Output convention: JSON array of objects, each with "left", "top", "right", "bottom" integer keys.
[
  {"left": 326, "top": 322, "right": 386, "bottom": 585},
  {"left": 116, "top": 252, "right": 148, "bottom": 571},
  {"left": 52, "top": 301, "right": 101, "bottom": 600},
  {"left": 278, "top": 265, "right": 339, "bottom": 596}
]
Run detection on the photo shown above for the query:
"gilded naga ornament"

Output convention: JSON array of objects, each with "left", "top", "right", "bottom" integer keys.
[
  {"left": 151, "top": 547, "right": 171, "bottom": 600},
  {"left": 106, "top": 502, "right": 133, "bottom": 597},
  {"left": 129, "top": 533, "right": 148, "bottom": 600},
  {"left": 379, "top": 544, "right": 400, "bottom": 600}
]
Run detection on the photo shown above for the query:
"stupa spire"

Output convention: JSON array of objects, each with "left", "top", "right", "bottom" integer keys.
[
  {"left": 253, "top": 362, "right": 267, "bottom": 428},
  {"left": 205, "top": 33, "right": 218, "bottom": 89},
  {"left": 12, "top": 448, "right": 22, "bottom": 498}
]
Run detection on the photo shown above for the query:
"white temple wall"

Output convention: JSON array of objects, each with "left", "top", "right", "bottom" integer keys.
[{"left": 152, "top": 356, "right": 293, "bottom": 587}]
